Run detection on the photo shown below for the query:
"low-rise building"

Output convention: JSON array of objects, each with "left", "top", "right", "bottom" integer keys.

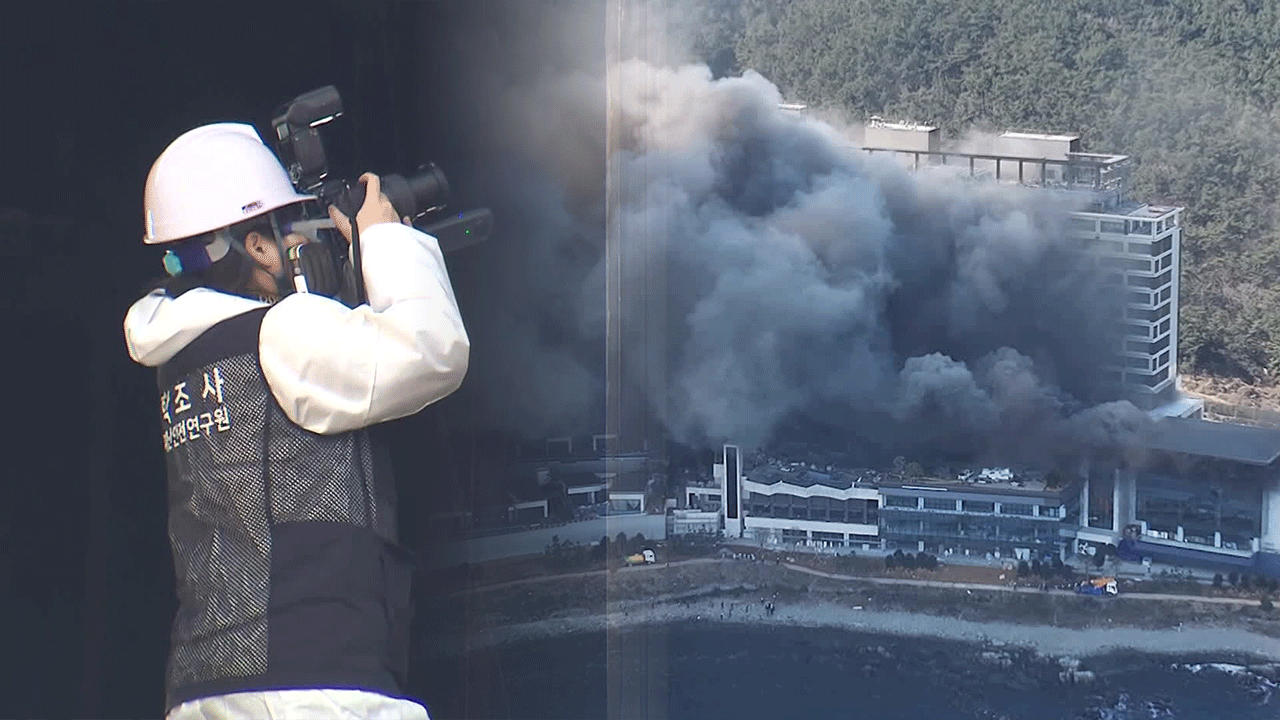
[
  {"left": 878, "top": 470, "right": 1076, "bottom": 561},
  {"left": 740, "top": 461, "right": 881, "bottom": 549},
  {"left": 1074, "top": 417, "right": 1280, "bottom": 576}
]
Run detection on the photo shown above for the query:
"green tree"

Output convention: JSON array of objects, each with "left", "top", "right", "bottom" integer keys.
[{"left": 705, "top": 0, "right": 1280, "bottom": 382}]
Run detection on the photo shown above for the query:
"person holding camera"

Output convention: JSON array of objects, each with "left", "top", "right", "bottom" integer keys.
[{"left": 123, "top": 123, "right": 469, "bottom": 720}]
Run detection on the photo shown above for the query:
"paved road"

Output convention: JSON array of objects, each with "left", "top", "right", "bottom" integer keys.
[
  {"left": 443, "top": 557, "right": 721, "bottom": 596},
  {"left": 784, "top": 563, "right": 1267, "bottom": 606},
  {"left": 443, "top": 556, "right": 1266, "bottom": 607}
]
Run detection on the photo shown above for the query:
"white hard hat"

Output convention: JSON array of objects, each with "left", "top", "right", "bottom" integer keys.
[{"left": 142, "top": 123, "right": 315, "bottom": 245}]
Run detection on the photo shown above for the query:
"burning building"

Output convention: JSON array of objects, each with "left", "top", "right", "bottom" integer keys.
[
  {"left": 716, "top": 445, "right": 1075, "bottom": 561},
  {"left": 858, "top": 123, "right": 1195, "bottom": 417},
  {"left": 711, "top": 418, "right": 1280, "bottom": 577}
]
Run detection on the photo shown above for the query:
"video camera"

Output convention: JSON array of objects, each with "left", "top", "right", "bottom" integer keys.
[{"left": 270, "top": 85, "right": 493, "bottom": 305}]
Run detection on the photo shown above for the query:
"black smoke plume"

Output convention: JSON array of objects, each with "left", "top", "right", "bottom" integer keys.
[{"left": 440, "top": 2, "right": 1150, "bottom": 466}]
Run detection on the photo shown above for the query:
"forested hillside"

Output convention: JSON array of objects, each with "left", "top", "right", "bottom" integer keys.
[{"left": 688, "top": 0, "right": 1280, "bottom": 391}]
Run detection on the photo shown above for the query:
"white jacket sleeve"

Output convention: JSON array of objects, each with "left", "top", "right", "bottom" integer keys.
[{"left": 258, "top": 222, "right": 470, "bottom": 435}]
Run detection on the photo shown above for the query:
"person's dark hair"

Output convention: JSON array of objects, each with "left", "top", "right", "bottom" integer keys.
[{"left": 144, "top": 216, "right": 276, "bottom": 300}]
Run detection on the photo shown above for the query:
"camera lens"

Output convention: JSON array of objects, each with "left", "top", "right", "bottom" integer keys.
[{"left": 407, "top": 163, "right": 450, "bottom": 214}]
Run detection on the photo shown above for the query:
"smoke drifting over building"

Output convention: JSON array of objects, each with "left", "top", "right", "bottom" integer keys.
[{"left": 449, "top": 4, "right": 1149, "bottom": 465}]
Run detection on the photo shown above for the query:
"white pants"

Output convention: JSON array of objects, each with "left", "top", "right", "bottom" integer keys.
[{"left": 166, "top": 689, "right": 431, "bottom": 720}]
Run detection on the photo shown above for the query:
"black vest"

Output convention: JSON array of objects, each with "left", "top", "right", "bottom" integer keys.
[{"left": 154, "top": 307, "right": 414, "bottom": 713}]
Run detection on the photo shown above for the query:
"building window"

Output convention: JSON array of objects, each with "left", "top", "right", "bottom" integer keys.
[
  {"left": 1124, "top": 323, "right": 1151, "bottom": 339},
  {"left": 962, "top": 500, "right": 995, "bottom": 513},
  {"left": 923, "top": 496, "right": 955, "bottom": 511},
  {"left": 749, "top": 496, "right": 771, "bottom": 516},
  {"left": 1103, "top": 257, "right": 1151, "bottom": 272},
  {"left": 1088, "top": 467, "right": 1115, "bottom": 530},
  {"left": 812, "top": 531, "right": 845, "bottom": 546},
  {"left": 1159, "top": 287, "right": 1172, "bottom": 303},
  {"left": 609, "top": 498, "right": 642, "bottom": 514},
  {"left": 1128, "top": 270, "right": 1172, "bottom": 289},
  {"left": 1134, "top": 368, "right": 1169, "bottom": 387},
  {"left": 1064, "top": 496, "right": 1081, "bottom": 525},
  {"left": 592, "top": 434, "right": 617, "bottom": 454},
  {"left": 1150, "top": 235, "right": 1171, "bottom": 256},
  {"left": 1127, "top": 303, "right": 1171, "bottom": 322},
  {"left": 884, "top": 495, "right": 918, "bottom": 509},
  {"left": 1157, "top": 350, "right": 1170, "bottom": 369},
  {"left": 1137, "top": 463, "right": 1264, "bottom": 549},
  {"left": 1124, "top": 355, "right": 1151, "bottom": 369},
  {"left": 1128, "top": 291, "right": 1151, "bottom": 306},
  {"left": 1002, "top": 503, "right": 1034, "bottom": 516},
  {"left": 1127, "top": 334, "right": 1170, "bottom": 355},
  {"left": 1159, "top": 318, "right": 1170, "bottom": 335},
  {"left": 1160, "top": 255, "right": 1172, "bottom": 270},
  {"left": 1128, "top": 220, "right": 1152, "bottom": 236},
  {"left": 1100, "top": 221, "right": 1126, "bottom": 235},
  {"left": 1039, "top": 505, "right": 1061, "bottom": 518},
  {"left": 782, "top": 528, "right": 807, "bottom": 543},
  {"left": 1071, "top": 218, "right": 1097, "bottom": 233},
  {"left": 725, "top": 446, "right": 739, "bottom": 519},
  {"left": 768, "top": 496, "right": 791, "bottom": 519}
]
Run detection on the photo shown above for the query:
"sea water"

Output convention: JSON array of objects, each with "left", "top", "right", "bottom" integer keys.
[{"left": 417, "top": 623, "right": 1277, "bottom": 720}]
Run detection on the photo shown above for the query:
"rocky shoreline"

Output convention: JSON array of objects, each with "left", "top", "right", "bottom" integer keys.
[
  {"left": 423, "top": 557, "right": 1280, "bottom": 642},
  {"left": 437, "top": 594, "right": 1280, "bottom": 665},
  {"left": 417, "top": 561, "right": 1280, "bottom": 718}
]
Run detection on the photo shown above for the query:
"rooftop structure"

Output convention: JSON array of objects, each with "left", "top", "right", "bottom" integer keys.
[
  {"left": 746, "top": 462, "right": 874, "bottom": 490},
  {"left": 860, "top": 145, "right": 1133, "bottom": 209},
  {"left": 865, "top": 116, "right": 940, "bottom": 155},
  {"left": 877, "top": 471, "right": 1069, "bottom": 499},
  {"left": 1000, "top": 131, "right": 1081, "bottom": 142},
  {"left": 1142, "top": 417, "right": 1280, "bottom": 466},
  {"left": 997, "top": 131, "right": 1080, "bottom": 160}
]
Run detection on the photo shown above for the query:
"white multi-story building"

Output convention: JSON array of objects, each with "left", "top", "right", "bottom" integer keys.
[
  {"left": 857, "top": 124, "right": 1197, "bottom": 416},
  {"left": 714, "top": 446, "right": 882, "bottom": 549},
  {"left": 1072, "top": 204, "right": 1183, "bottom": 410}
]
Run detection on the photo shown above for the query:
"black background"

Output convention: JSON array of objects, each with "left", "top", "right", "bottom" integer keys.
[{"left": 0, "top": 2, "right": 593, "bottom": 717}]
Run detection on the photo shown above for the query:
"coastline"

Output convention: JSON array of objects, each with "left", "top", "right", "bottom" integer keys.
[{"left": 436, "top": 595, "right": 1280, "bottom": 664}]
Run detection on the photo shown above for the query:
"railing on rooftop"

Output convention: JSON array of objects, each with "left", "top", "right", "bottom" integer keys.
[{"left": 859, "top": 147, "right": 1132, "bottom": 198}]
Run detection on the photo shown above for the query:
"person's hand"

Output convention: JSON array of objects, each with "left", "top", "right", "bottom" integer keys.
[{"left": 327, "top": 173, "right": 413, "bottom": 244}]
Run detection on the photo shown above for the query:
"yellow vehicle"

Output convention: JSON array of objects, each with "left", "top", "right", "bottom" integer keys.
[{"left": 625, "top": 549, "right": 657, "bottom": 566}]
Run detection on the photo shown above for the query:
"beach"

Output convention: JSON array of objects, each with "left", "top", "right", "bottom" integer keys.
[
  {"left": 413, "top": 560, "right": 1280, "bottom": 719},
  {"left": 444, "top": 595, "right": 1280, "bottom": 662}
]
